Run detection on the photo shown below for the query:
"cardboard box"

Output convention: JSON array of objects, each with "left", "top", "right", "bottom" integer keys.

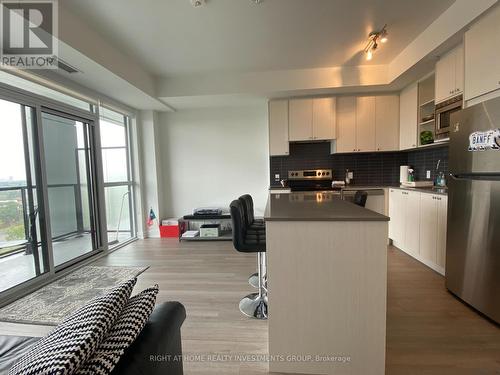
[{"left": 200, "top": 223, "right": 220, "bottom": 238}]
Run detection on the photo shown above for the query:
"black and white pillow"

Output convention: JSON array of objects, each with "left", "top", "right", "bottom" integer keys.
[
  {"left": 76, "top": 285, "right": 159, "bottom": 375},
  {"left": 9, "top": 278, "right": 137, "bottom": 375}
]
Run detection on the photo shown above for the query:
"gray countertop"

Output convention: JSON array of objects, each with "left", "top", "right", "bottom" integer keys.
[
  {"left": 390, "top": 186, "right": 448, "bottom": 195},
  {"left": 269, "top": 185, "right": 448, "bottom": 196},
  {"left": 264, "top": 192, "right": 389, "bottom": 222}
]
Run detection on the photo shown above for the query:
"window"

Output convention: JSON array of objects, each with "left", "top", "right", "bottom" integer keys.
[
  {"left": 100, "top": 107, "right": 135, "bottom": 247},
  {"left": 0, "top": 98, "right": 48, "bottom": 293}
]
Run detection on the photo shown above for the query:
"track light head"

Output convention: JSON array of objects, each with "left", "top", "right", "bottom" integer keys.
[
  {"left": 364, "top": 24, "right": 387, "bottom": 61},
  {"left": 191, "top": 0, "right": 205, "bottom": 7}
]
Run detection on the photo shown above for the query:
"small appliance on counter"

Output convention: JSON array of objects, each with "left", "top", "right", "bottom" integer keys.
[
  {"left": 399, "top": 166, "right": 409, "bottom": 184},
  {"left": 344, "top": 169, "right": 353, "bottom": 185}
]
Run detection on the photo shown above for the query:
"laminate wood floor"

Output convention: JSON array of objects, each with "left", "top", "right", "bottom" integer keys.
[{"left": 1, "top": 239, "right": 499, "bottom": 374}]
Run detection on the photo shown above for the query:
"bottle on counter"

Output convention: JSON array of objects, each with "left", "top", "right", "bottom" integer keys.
[
  {"left": 407, "top": 168, "right": 415, "bottom": 182},
  {"left": 345, "top": 169, "right": 351, "bottom": 185}
]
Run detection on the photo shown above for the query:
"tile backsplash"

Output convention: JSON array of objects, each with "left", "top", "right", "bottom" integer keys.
[{"left": 270, "top": 142, "right": 448, "bottom": 186}]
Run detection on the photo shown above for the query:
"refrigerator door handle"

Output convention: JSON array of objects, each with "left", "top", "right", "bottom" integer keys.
[{"left": 449, "top": 172, "right": 500, "bottom": 181}]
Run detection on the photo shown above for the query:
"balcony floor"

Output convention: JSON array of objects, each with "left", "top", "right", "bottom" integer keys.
[{"left": 0, "top": 232, "right": 132, "bottom": 293}]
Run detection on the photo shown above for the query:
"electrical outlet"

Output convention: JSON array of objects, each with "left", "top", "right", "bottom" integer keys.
[
  {"left": 274, "top": 174, "right": 280, "bottom": 181},
  {"left": 347, "top": 171, "right": 354, "bottom": 179},
  {"left": 426, "top": 170, "right": 431, "bottom": 179}
]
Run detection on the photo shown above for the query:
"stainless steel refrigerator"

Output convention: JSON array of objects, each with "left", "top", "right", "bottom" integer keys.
[{"left": 446, "top": 97, "right": 500, "bottom": 324}]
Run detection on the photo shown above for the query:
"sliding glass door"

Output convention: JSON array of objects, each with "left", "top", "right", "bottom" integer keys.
[
  {"left": 0, "top": 98, "right": 48, "bottom": 293},
  {"left": 0, "top": 71, "right": 138, "bottom": 301},
  {"left": 41, "top": 111, "right": 100, "bottom": 267}
]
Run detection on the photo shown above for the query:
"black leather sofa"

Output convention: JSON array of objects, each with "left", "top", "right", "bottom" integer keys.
[{"left": 0, "top": 302, "right": 186, "bottom": 375}]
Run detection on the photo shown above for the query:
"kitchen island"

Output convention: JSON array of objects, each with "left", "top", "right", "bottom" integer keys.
[{"left": 265, "top": 192, "right": 389, "bottom": 375}]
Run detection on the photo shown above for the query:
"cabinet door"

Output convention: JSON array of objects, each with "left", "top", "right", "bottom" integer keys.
[
  {"left": 268, "top": 100, "right": 289, "bottom": 156},
  {"left": 335, "top": 96, "right": 357, "bottom": 153},
  {"left": 289, "top": 99, "right": 313, "bottom": 141},
  {"left": 419, "top": 194, "right": 438, "bottom": 264},
  {"left": 404, "top": 191, "right": 421, "bottom": 256},
  {"left": 375, "top": 95, "right": 400, "bottom": 151},
  {"left": 464, "top": 5, "right": 500, "bottom": 101},
  {"left": 312, "top": 98, "right": 336, "bottom": 140},
  {"left": 389, "top": 189, "right": 403, "bottom": 243},
  {"left": 356, "top": 96, "right": 376, "bottom": 152},
  {"left": 454, "top": 44, "right": 464, "bottom": 95},
  {"left": 399, "top": 84, "right": 418, "bottom": 150},
  {"left": 436, "top": 195, "right": 448, "bottom": 269},
  {"left": 435, "top": 50, "right": 456, "bottom": 103}
]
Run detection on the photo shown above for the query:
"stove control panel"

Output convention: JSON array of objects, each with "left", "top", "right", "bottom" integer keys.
[{"left": 288, "top": 169, "right": 333, "bottom": 180}]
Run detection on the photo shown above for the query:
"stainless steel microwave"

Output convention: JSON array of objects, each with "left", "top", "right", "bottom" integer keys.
[{"left": 435, "top": 95, "right": 463, "bottom": 136}]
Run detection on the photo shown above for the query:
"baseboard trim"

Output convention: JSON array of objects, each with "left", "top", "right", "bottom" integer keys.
[{"left": 390, "top": 240, "right": 445, "bottom": 276}]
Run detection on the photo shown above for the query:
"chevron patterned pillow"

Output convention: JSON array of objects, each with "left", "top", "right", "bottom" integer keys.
[
  {"left": 76, "top": 285, "right": 159, "bottom": 375},
  {"left": 9, "top": 278, "right": 137, "bottom": 375}
]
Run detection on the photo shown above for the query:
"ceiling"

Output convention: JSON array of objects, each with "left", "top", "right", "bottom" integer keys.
[{"left": 61, "top": 0, "right": 455, "bottom": 78}]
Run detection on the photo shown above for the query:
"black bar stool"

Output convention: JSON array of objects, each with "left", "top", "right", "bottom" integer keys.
[
  {"left": 230, "top": 199, "right": 267, "bottom": 320},
  {"left": 239, "top": 194, "right": 265, "bottom": 228},
  {"left": 239, "top": 194, "right": 266, "bottom": 288},
  {"left": 354, "top": 191, "right": 368, "bottom": 207}
]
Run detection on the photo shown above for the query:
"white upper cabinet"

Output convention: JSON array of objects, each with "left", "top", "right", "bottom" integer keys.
[
  {"left": 268, "top": 100, "right": 289, "bottom": 156},
  {"left": 289, "top": 98, "right": 336, "bottom": 142},
  {"left": 399, "top": 83, "right": 418, "bottom": 150},
  {"left": 464, "top": 5, "right": 500, "bottom": 101},
  {"left": 435, "top": 43, "right": 464, "bottom": 103},
  {"left": 355, "top": 96, "right": 376, "bottom": 152},
  {"left": 312, "top": 97, "right": 336, "bottom": 140},
  {"left": 336, "top": 96, "right": 357, "bottom": 153},
  {"left": 289, "top": 99, "right": 313, "bottom": 141},
  {"left": 375, "top": 95, "right": 400, "bottom": 152}
]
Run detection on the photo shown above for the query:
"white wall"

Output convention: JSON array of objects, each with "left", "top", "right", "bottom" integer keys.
[
  {"left": 158, "top": 106, "right": 269, "bottom": 218},
  {"left": 137, "top": 110, "right": 164, "bottom": 237}
]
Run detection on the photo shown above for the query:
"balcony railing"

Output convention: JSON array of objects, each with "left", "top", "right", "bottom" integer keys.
[{"left": 0, "top": 184, "right": 86, "bottom": 258}]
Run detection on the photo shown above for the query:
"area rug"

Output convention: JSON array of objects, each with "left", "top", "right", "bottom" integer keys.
[{"left": 0, "top": 265, "right": 149, "bottom": 325}]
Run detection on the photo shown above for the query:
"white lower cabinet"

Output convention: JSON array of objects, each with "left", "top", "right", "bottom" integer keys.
[
  {"left": 404, "top": 190, "right": 421, "bottom": 257},
  {"left": 436, "top": 196, "right": 448, "bottom": 269},
  {"left": 389, "top": 189, "right": 447, "bottom": 275},
  {"left": 389, "top": 189, "right": 420, "bottom": 256}
]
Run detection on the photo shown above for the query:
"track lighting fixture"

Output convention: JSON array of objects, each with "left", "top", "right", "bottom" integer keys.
[
  {"left": 190, "top": 0, "right": 205, "bottom": 7},
  {"left": 364, "top": 24, "right": 388, "bottom": 61}
]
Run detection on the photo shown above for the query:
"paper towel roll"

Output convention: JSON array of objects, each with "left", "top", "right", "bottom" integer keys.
[{"left": 400, "top": 166, "right": 409, "bottom": 184}]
